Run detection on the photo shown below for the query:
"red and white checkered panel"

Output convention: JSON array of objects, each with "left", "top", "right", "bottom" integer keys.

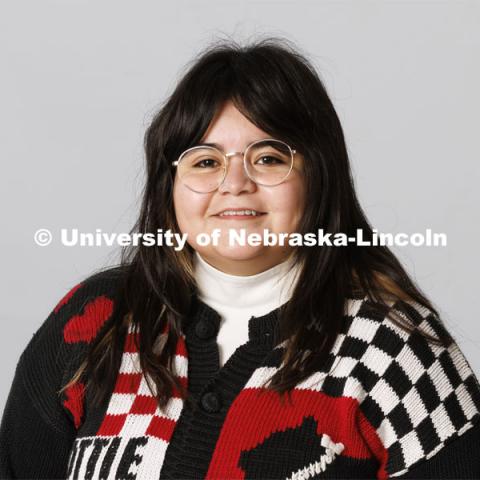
[{"left": 67, "top": 323, "right": 188, "bottom": 480}]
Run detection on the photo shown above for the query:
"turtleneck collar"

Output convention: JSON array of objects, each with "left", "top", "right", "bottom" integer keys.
[
  {"left": 186, "top": 251, "right": 303, "bottom": 345},
  {"left": 193, "top": 251, "right": 301, "bottom": 312}
]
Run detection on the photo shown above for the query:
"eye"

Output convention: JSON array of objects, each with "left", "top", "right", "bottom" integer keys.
[
  {"left": 255, "top": 155, "right": 286, "bottom": 165},
  {"left": 193, "top": 158, "right": 221, "bottom": 168}
]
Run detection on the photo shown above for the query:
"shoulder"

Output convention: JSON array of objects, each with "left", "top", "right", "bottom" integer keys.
[
  {"left": 17, "top": 265, "right": 129, "bottom": 392},
  {"left": 336, "top": 295, "right": 480, "bottom": 415},
  {"left": 336, "top": 296, "right": 478, "bottom": 394},
  {"left": 335, "top": 296, "right": 480, "bottom": 476},
  {"left": 21, "top": 265, "right": 128, "bottom": 361},
  {"left": 10, "top": 265, "right": 129, "bottom": 431},
  {"left": 53, "top": 265, "right": 128, "bottom": 346}
]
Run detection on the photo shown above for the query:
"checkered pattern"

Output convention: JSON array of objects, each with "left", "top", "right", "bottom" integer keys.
[
  {"left": 245, "top": 297, "right": 480, "bottom": 477},
  {"left": 62, "top": 293, "right": 479, "bottom": 479},
  {"left": 97, "top": 322, "right": 188, "bottom": 441},
  {"left": 64, "top": 319, "right": 190, "bottom": 480},
  {"left": 303, "top": 298, "right": 480, "bottom": 477}
]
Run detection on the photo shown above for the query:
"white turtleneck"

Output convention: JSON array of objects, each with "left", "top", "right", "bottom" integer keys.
[{"left": 193, "top": 251, "right": 302, "bottom": 367}]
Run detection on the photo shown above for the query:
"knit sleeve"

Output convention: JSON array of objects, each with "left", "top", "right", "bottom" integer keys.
[
  {"left": 0, "top": 334, "right": 77, "bottom": 479},
  {"left": 355, "top": 304, "right": 480, "bottom": 479},
  {"left": 0, "top": 269, "right": 121, "bottom": 479}
]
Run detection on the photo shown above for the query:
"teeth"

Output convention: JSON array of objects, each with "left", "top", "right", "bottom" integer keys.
[{"left": 219, "top": 210, "right": 260, "bottom": 216}]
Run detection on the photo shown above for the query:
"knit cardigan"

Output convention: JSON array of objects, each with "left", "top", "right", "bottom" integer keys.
[{"left": 0, "top": 267, "right": 479, "bottom": 479}]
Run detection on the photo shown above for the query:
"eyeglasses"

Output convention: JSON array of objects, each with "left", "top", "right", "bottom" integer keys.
[{"left": 171, "top": 138, "right": 297, "bottom": 193}]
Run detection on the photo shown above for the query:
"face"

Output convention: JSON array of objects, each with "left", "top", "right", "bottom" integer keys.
[{"left": 173, "top": 100, "right": 306, "bottom": 275}]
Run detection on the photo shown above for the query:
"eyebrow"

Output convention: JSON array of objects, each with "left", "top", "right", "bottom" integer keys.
[
  {"left": 196, "top": 140, "right": 266, "bottom": 150},
  {"left": 199, "top": 142, "right": 223, "bottom": 149}
]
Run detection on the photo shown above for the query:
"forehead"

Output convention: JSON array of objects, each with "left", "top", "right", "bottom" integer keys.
[{"left": 200, "top": 101, "right": 269, "bottom": 145}]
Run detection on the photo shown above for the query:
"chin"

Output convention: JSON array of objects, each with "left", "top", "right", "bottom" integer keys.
[
  {"left": 211, "top": 245, "right": 266, "bottom": 261},
  {"left": 196, "top": 245, "right": 267, "bottom": 262}
]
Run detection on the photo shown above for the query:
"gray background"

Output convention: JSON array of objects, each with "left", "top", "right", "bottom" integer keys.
[{"left": 1, "top": 0, "right": 479, "bottom": 414}]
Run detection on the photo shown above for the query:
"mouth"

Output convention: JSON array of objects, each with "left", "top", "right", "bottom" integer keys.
[{"left": 215, "top": 209, "right": 267, "bottom": 219}]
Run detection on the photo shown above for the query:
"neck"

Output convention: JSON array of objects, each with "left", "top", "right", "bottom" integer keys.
[
  {"left": 195, "top": 250, "right": 295, "bottom": 276},
  {"left": 193, "top": 251, "right": 302, "bottom": 312}
]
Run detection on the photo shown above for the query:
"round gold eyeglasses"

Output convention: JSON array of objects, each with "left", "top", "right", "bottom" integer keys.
[{"left": 171, "top": 138, "right": 296, "bottom": 193}]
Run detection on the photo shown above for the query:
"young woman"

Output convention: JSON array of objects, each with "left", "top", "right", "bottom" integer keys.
[{"left": 1, "top": 38, "right": 479, "bottom": 479}]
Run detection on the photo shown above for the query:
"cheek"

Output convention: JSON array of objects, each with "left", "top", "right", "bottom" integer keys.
[
  {"left": 173, "top": 184, "right": 210, "bottom": 232},
  {"left": 268, "top": 182, "right": 306, "bottom": 229}
]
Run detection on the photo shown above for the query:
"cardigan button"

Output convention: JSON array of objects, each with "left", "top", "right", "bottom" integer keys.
[
  {"left": 195, "top": 319, "right": 217, "bottom": 340},
  {"left": 200, "top": 391, "right": 222, "bottom": 413}
]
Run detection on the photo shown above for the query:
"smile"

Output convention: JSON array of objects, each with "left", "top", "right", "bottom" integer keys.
[{"left": 217, "top": 210, "right": 266, "bottom": 218}]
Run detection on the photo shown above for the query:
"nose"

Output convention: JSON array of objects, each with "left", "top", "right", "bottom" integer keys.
[{"left": 217, "top": 153, "right": 256, "bottom": 194}]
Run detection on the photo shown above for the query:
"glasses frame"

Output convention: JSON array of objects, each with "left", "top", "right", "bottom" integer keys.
[{"left": 171, "top": 138, "right": 297, "bottom": 193}]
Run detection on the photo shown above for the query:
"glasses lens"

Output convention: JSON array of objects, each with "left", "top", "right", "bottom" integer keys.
[
  {"left": 245, "top": 140, "right": 293, "bottom": 185},
  {"left": 177, "top": 147, "right": 225, "bottom": 193}
]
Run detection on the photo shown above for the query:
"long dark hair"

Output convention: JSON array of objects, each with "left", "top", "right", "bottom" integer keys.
[{"left": 61, "top": 37, "right": 453, "bottom": 412}]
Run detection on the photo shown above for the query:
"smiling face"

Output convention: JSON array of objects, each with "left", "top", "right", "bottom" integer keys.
[{"left": 173, "top": 100, "right": 306, "bottom": 275}]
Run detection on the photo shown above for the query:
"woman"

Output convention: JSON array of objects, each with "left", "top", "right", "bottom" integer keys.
[{"left": 1, "top": 38, "right": 479, "bottom": 479}]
